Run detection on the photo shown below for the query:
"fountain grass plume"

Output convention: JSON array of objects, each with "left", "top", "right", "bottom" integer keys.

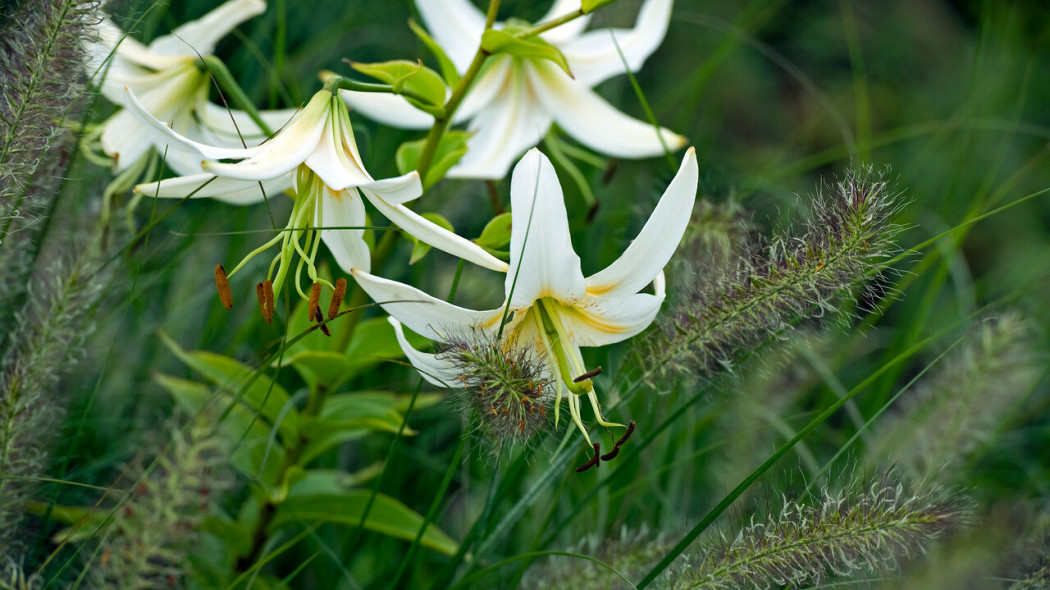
[
  {"left": 868, "top": 311, "right": 1043, "bottom": 480},
  {"left": 84, "top": 417, "right": 232, "bottom": 589},
  {"left": 670, "top": 475, "right": 971, "bottom": 589},
  {"left": 646, "top": 166, "right": 904, "bottom": 378}
]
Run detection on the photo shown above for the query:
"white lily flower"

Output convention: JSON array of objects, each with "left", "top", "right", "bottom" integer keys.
[
  {"left": 127, "top": 86, "right": 508, "bottom": 301},
  {"left": 340, "top": 0, "right": 686, "bottom": 180},
  {"left": 84, "top": 0, "right": 295, "bottom": 174},
  {"left": 353, "top": 147, "right": 698, "bottom": 459}
]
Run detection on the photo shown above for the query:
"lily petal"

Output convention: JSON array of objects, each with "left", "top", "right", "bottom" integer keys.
[
  {"left": 414, "top": 0, "right": 486, "bottom": 73},
  {"left": 561, "top": 290, "right": 665, "bottom": 347},
  {"left": 351, "top": 269, "right": 504, "bottom": 341},
  {"left": 100, "top": 109, "right": 155, "bottom": 171},
  {"left": 505, "top": 149, "right": 587, "bottom": 308},
  {"left": 448, "top": 62, "right": 553, "bottom": 179},
  {"left": 320, "top": 187, "right": 371, "bottom": 273},
  {"left": 303, "top": 107, "right": 375, "bottom": 190},
  {"left": 135, "top": 172, "right": 293, "bottom": 205},
  {"left": 388, "top": 318, "right": 464, "bottom": 388},
  {"left": 528, "top": 61, "right": 686, "bottom": 159},
  {"left": 149, "top": 0, "right": 267, "bottom": 58},
  {"left": 364, "top": 189, "right": 509, "bottom": 272},
  {"left": 339, "top": 90, "right": 434, "bottom": 130},
  {"left": 451, "top": 58, "right": 512, "bottom": 123},
  {"left": 538, "top": 0, "right": 593, "bottom": 45},
  {"left": 559, "top": 0, "right": 673, "bottom": 87},
  {"left": 197, "top": 100, "right": 299, "bottom": 143},
  {"left": 586, "top": 148, "right": 698, "bottom": 297},
  {"left": 123, "top": 87, "right": 272, "bottom": 161}
]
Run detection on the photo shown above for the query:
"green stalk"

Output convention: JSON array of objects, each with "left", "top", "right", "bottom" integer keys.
[{"left": 200, "top": 55, "right": 273, "bottom": 136}]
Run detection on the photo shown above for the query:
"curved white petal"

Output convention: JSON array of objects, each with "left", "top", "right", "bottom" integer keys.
[
  {"left": 351, "top": 269, "right": 504, "bottom": 341},
  {"left": 303, "top": 108, "right": 374, "bottom": 190},
  {"left": 586, "top": 148, "right": 697, "bottom": 297},
  {"left": 561, "top": 290, "right": 664, "bottom": 347},
  {"left": 414, "top": 0, "right": 486, "bottom": 72},
  {"left": 202, "top": 93, "right": 333, "bottom": 180},
  {"left": 356, "top": 171, "right": 423, "bottom": 205},
  {"left": 365, "top": 190, "right": 508, "bottom": 272},
  {"left": 149, "top": 0, "right": 267, "bottom": 58},
  {"left": 339, "top": 90, "right": 434, "bottom": 130},
  {"left": 450, "top": 57, "right": 512, "bottom": 123},
  {"left": 100, "top": 109, "right": 154, "bottom": 171},
  {"left": 123, "top": 87, "right": 269, "bottom": 160},
  {"left": 320, "top": 187, "right": 371, "bottom": 273},
  {"left": 388, "top": 318, "right": 464, "bottom": 388},
  {"left": 198, "top": 100, "right": 299, "bottom": 143},
  {"left": 447, "top": 64, "right": 553, "bottom": 179},
  {"left": 538, "top": 0, "right": 592, "bottom": 45},
  {"left": 135, "top": 172, "right": 293, "bottom": 205},
  {"left": 559, "top": 0, "right": 673, "bottom": 86},
  {"left": 528, "top": 62, "right": 686, "bottom": 159},
  {"left": 505, "top": 149, "right": 587, "bottom": 308}
]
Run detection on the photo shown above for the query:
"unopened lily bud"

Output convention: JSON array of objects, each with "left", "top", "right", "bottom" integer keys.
[
  {"left": 328, "top": 278, "right": 347, "bottom": 320},
  {"left": 308, "top": 282, "right": 322, "bottom": 321},
  {"left": 214, "top": 264, "right": 232, "bottom": 310}
]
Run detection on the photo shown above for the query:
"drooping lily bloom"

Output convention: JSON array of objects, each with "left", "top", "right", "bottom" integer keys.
[
  {"left": 127, "top": 86, "right": 508, "bottom": 300},
  {"left": 341, "top": 0, "right": 686, "bottom": 179},
  {"left": 84, "top": 0, "right": 295, "bottom": 174},
  {"left": 353, "top": 147, "right": 698, "bottom": 451}
]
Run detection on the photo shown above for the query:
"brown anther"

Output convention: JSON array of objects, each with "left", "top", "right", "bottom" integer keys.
[
  {"left": 328, "top": 277, "right": 347, "bottom": 319},
  {"left": 518, "top": 419, "right": 525, "bottom": 432},
  {"left": 574, "top": 366, "right": 603, "bottom": 383},
  {"left": 214, "top": 264, "right": 233, "bottom": 310},
  {"left": 520, "top": 397, "right": 530, "bottom": 404},
  {"left": 614, "top": 420, "right": 636, "bottom": 448},
  {"left": 256, "top": 282, "right": 274, "bottom": 324},
  {"left": 308, "top": 282, "right": 322, "bottom": 320},
  {"left": 490, "top": 404, "right": 498, "bottom": 416},
  {"left": 575, "top": 442, "right": 601, "bottom": 473},
  {"left": 314, "top": 306, "right": 331, "bottom": 336},
  {"left": 600, "top": 446, "right": 620, "bottom": 461},
  {"left": 540, "top": 405, "right": 546, "bottom": 416}
]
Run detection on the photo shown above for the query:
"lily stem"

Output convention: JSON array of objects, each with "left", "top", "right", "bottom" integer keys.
[
  {"left": 415, "top": 0, "right": 502, "bottom": 182},
  {"left": 200, "top": 55, "right": 273, "bottom": 136}
]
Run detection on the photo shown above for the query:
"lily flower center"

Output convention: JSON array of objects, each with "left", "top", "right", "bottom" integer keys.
[{"left": 223, "top": 164, "right": 335, "bottom": 300}]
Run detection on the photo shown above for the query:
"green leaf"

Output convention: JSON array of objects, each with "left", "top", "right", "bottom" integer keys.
[
  {"left": 349, "top": 59, "right": 446, "bottom": 108},
  {"left": 409, "top": 19, "right": 460, "bottom": 87},
  {"left": 480, "top": 29, "right": 573, "bottom": 77},
  {"left": 287, "top": 464, "right": 384, "bottom": 496},
  {"left": 298, "top": 392, "right": 434, "bottom": 464},
  {"left": 581, "top": 0, "right": 618, "bottom": 13},
  {"left": 342, "top": 318, "right": 429, "bottom": 376},
  {"left": 155, "top": 374, "right": 286, "bottom": 484},
  {"left": 159, "top": 332, "right": 300, "bottom": 445},
  {"left": 269, "top": 491, "right": 458, "bottom": 555},
  {"left": 474, "top": 212, "right": 513, "bottom": 249},
  {"left": 408, "top": 213, "right": 454, "bottom": 264},
  {"left": 396, "top": 130, "right": 470, "bottom": 189}
]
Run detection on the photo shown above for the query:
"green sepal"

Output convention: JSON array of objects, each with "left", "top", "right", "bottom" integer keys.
[
  {"left": 409, "top": 18, "right": 460, "bottom": 87},
  {"left": 268, "top": 490, "right": 459, "bottom": 555},
  {"left": 480, "top": 29, "right": 573, "bottom": 77},
  {"left": 349, "top": 59, "right": 447, "bottom": 111},
  {"left": 396, "top": 130, "right": 471, "bottom": 189},
  {"left": 474, "top": 212, "right": 513, "bottom": 249}
]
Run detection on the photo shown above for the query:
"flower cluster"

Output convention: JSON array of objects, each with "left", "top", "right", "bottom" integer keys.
[{"left": 95, "top": 0, "right": 697, "bottom": 462}]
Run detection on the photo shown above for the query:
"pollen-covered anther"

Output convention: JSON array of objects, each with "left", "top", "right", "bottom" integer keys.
[
  {"left": 573, "top": 366, "right": 603, "bottom": 383},
  {"left": 256, "top": 281, "right": 275, "bottom": 324},
  {"left": 614, "top": 420, "right": 636, "bottom": 448},
  {"left": 214, "top": 264, "right": 233, "bottom": 310},
  {"left": 308, "top": 282, "right": 322, "bottom": 321},
  {"left": 575, "top": 442, "right": 602, "bottom": 473},
  {"left": 328, "top": 278, "right": 347, "bottom": 319}
]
